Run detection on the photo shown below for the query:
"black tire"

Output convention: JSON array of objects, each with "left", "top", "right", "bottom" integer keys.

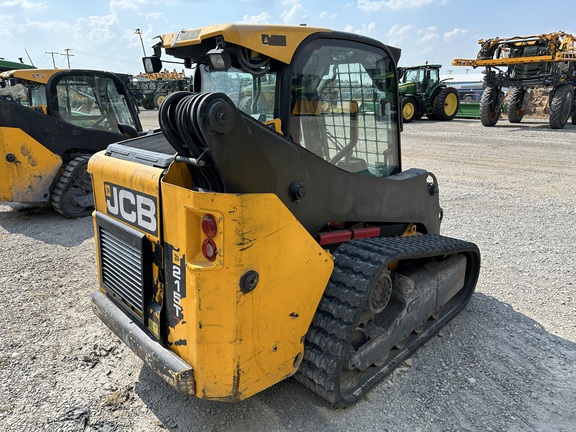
[
  {"left": 141, "top": 98, "right": 155, "bottom": 110},
  {"left": 549, "top": 84, "right": 574, "bottom": 129},
  {"left": 507, "top": 87, "right": 525, "bottom": 123},
  {"left": 50, "top": 155, "right": 93, "bottom": 218},
  {"left": 401, "top": 97, "right": 417, "bottom": 123},
  {"left": 153, "top": 91, "right": 168, "bottom": 109},
  {"left": 480, "top": 86, "right": 503, "bottom": 127},
  {"left": 432, "top": 87, "right": 459, "bottom": 121}
]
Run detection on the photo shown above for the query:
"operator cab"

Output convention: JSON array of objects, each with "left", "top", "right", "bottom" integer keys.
[
  {"left": 143, "top": 25, "right": 401, "bottom": 177},
  {"left": 0, "top": 69, "right": 141, "bottom": 134},
  {"left": 401, "top": 65, "right": 440, "bottom": 93}
]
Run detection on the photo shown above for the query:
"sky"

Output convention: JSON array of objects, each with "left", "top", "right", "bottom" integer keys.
[{"left": 2, "top": 0, "right": 576, "bottom": 78}]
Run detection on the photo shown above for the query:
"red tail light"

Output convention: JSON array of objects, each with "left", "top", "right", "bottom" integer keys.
[
  {"left": 202, "top": 214, "right": 218, "bottom": 238},
  {"left": 202, "top": 238, "right": 218, "bottom": 261}
]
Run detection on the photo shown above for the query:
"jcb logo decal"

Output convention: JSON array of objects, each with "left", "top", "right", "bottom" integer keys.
[{"left": 104, "top": 182, "right": 158, "bottom": 236}]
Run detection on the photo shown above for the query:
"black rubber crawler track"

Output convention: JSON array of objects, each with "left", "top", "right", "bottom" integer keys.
[
  {"left": 50, "top": 155, "right": 93, "bottom": 218},
  {"left": 295, "top": 234, "right": 480, "bottom": 407}
]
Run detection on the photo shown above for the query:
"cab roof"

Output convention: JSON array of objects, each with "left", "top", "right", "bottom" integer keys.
[
  {"left": 403, "top": 64, "right": 443, "bottom": 69},
  {"left": 0, "top": 68, "right": 68, "bottom": 84},
  {"left": 160, "top": 23, "right": 332, "bottom": 65}
]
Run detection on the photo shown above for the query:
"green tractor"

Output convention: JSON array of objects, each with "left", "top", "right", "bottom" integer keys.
[{"left": 398, "top": 64, "right": 459, "bottom": 122}]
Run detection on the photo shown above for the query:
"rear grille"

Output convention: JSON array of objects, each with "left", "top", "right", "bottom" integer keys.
[{"left": 96, "top": 213, "right": 149, "bottom": 323}]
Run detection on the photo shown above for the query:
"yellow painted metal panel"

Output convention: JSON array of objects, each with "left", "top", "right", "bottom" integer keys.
[
  {"left": 88, "top": 151, "right": 164, "bottom": 244},
  {"left": 163, "top": 23, "right": 331, "bottom": 65},
  {"left": 161, "top": 164, "right": 334, "bottom": 401},
  {"left": 0, "top": 127, "right": 62, "bottom": 203},
  {"left": 0, "top": 68, "right": 66, "bottom": 84}
]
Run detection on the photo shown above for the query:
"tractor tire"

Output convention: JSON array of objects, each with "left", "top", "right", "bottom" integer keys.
[
  {"left": 480, "top": 86, "right": 503, "bottom": 127},
  {"left": 507, "top": 87, "right": 525, "bottom": 123},
  {"left": 50, "top": 155, "right": 94, "bottom": 218},
  {"left": 402, "top": 97, "right": 417, "bottom": 123},
  {"left": 153, "top": 91, "right": 168, "bottom": 109},
  {"left": 549, "top": 84, "right": 573, "bottom": 129},
  {"left": 141, "top": 99, "right": 155, "bottom": 110},
  {"left": 432, "top": 87, "right": 459, "bottom": 121}
]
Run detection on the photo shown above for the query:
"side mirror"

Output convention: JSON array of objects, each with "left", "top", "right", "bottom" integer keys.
[
  {"left": 397, "top": 67, "right": 404, "bottom": 81},
  {"left": 142, "top": 56, "right": 162, "bottom": 74}
]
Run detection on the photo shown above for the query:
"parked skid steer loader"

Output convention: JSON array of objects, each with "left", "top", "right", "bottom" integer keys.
[
  {"left": 89, "top": 24, "right": 481, "bottom": 407},
  {"left": 452, "top": 32, "right": 576, "bottom": 129},
  {"left": 0, "top": 68, "right": 142, "bottom": 217}
]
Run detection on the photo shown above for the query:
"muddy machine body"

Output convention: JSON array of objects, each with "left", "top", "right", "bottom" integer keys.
[{"left": 90, "top": 24, "right": 480, "bottom": 406}]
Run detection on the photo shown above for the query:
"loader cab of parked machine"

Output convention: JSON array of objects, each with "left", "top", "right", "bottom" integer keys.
[
  {"left": 143, "top": 29, "right": 402, "bottom": 178},
  {"left": 0, "top": 68, "right": 142, "bottom": 217}
]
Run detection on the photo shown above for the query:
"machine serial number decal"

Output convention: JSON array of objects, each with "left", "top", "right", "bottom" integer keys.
[
  {"left": 104, "top": 182, "right": 158, "bottom": 236},
  {"left": 261, "top": 34, "right": 287, "bottom": 46},
  {"left": 164, "top": 243, "right": 186, "bottom": 326}
]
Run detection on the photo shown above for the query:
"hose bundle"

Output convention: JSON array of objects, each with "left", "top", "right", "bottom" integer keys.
[{"left": 158, "top": 91, "right": 233, "bottom": 192}]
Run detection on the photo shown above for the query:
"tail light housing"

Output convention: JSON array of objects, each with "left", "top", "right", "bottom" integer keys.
[{"left": 201, "top": 214, "right": 218, "bottom": 261}]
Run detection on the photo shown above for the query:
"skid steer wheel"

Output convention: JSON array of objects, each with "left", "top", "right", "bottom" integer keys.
[
  {"left": 549, "top": 84, "right": 574, "bottom": 129},
  {"left": 401, "top": 98, "right": 417, "bottom": 123},
  {"left": 50, "top": 155, "right": 94, "bottom": 218},
  {"left": 432, "top": 87, "right": 459, "bottom": 121}
]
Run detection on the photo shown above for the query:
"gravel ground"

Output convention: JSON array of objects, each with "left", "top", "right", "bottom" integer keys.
[{"left": 1, "top": 112, "right": 575, "bottom": 432}]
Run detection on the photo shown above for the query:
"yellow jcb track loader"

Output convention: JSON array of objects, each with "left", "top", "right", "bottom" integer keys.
[
  {"left": 452, "top": 32, "right": 576, "bottom": 129},
  {"left": 89, "top": 23, "right": 481, "bottom": 407},
  {"left": 0, "top": 69, "right": 142, "bottom": 217}
]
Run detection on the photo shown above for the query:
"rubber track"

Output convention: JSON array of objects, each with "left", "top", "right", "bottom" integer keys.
[
  {"left": 51, "top": 155, "right": 92, "bottom": 218},
  {"left": 295, "top": 234, "right": 480, "bottom": 407}
]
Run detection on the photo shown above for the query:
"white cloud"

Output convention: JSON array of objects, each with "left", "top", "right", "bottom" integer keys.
[
  {"left": 0, "top": 0, "right": 46, "bottom": 10},
  {"left": 357, "top": 0, "right": 434, "bottom": 12},
  {"left": 0, "top": 14, "right": 16, "bottom": 36},
  {"left": 344, "top": 22, "right": 376, "bottom": 36},
  {"left": 444, "top": 28, "right": 468, "bottom": 42},
  {"left": 241, "top": 12, "right": 273, "bottom": 24},
  {"left": 281, "top": 3, "right": 303, "bottom": 23},
  {"left": 416, "top": 26, "right": 439, "bottom": 44},
  {"left": 387, "top": 24, "right": 416, "bottom": 45},
  {"left": 77, "top": 14, "right": 119, "bottom": 44},
  {"left": 144, "top": 12, "right": 164, "bottom": 22}
]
